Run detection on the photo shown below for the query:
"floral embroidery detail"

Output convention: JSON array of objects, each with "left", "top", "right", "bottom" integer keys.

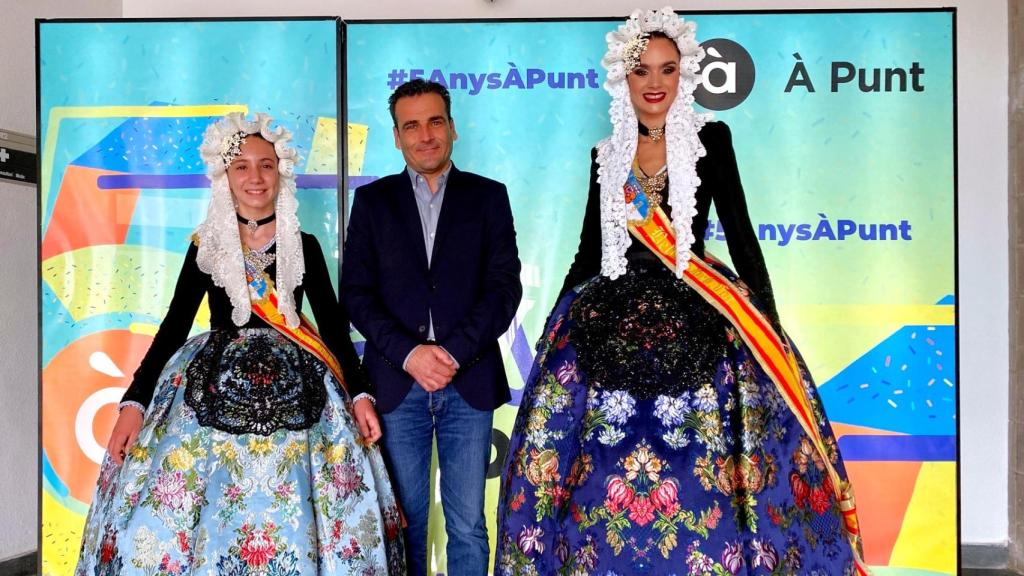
[
  {"left": 720, "top": 540, "right": 745, "bottom": 574},
  {"left": 757, "top": 439, "right": 848, "bottom": 561},
  {"left": 578, "top": 441, "right": 721, "bottom": 559},
  {"left": 751, "top": 538, "right": 780, "bottom": 571},
  {"left": 580, "top": 389, "right": 637, "bottom": 448},
  {"left": 655, "top": 393, "right": 691, "bottom": 427},
  {"left": 663, "top": 427, "right": 690, "bottom": 449},
  {"left": 131, "top": 526, "right": 166, "bottom": 570},
  {"left": 568, "top": 453, "right": 595, "bottom": 488},
  {"left": 239, "top": 524, "right": 277, "bottom": 567},
  {"left": 554, "top": 360, "right": 579, "bottom": 385},
  {"left": 518, "top": 365, "right": 575, "bottom": 450},
  {"left": 216, "top": 522, "right": 302, "bottom": 575},
  {"left": 598, "top": 427, "right": 626, "bottom": 446},
  {"left": 601, "top": 390, "right": 637, "bottom": 425},
  {"left": 498, "top": 532, "right": 600, "bottom": 576},
  {"left": 141, "top": 435, "right": 209, "bottom": 530},
  {"left": 684, "top": 540, "right": 729, "bottom": 575},
  {"left": 97, "top": 524, "right": 118, "bottom": 566},
  {"left": 692, "top": 451, "right": 778, "bottom": 531},
  {"left": 791, "top": 436, "right": 836, "bottom": 514},
  {"left": 692, "top": 383, "right": 718, "bottom": 412},
  {"left": 518, "top": 526, "right": 546, "bottom": 555},
  {"left": 165, "top": 447, "right": 194, "bottom": 471},
  {"left": 522, "top": 449, "right": 569, "bottom": 520},
  {"left": 270, "top": 480, "right": 302, "bottom": 530},
  {"left": 215, "top": 482, "right": 249, "bottom": 527},
  {"left": 154, "top": 553, "right": 184, "bottom": 576}
]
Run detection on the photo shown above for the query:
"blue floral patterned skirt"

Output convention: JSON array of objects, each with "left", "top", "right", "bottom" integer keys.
[
  {"left": 495, "top": 263, "right": 861, "bottom": 576},
  {"left": 75, "top": 328, "right": 405, "bottom": 576}
]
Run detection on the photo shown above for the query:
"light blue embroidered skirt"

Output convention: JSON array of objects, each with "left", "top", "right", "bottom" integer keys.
[{"left": 75, "top": 329, "right": 405, "bottom": 575}]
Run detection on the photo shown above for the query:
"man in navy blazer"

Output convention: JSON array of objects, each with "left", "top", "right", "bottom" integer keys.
[{"left": 341, "top": 79, "right": 522, "bottom": 576}]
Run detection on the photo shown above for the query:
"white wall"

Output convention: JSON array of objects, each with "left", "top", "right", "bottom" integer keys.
[
  {"left": 122, "top": 0, "right": 1011, "bottom": 545},
  {"left": 0, "top": 0, "right": 1005, "bottom": 559},
  {"left": 0, "top": 0, "right": 122, "bottom": 563}
]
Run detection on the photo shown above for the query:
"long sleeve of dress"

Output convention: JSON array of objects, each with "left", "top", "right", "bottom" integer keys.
[
  {"left": 301, "top": 234, "right": 371, "bottom": 400},
  {"left": 705, "top": 122, "right": 781, "bottom": 329},
  {"left": 121, "top": 242, "right": 207, "bottom": 409},
  {"left": 555, "top": 126, "right": 780, "bottom": 331},
  {"left": 557, "top": 148, "right": 603, "bottom": 301}
]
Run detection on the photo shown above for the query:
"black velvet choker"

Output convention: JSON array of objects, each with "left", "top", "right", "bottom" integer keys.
[
  {"left": 638, "top": 121, "right": 665, "bottom": 142},
  {"left": 237, "top": 212, "right": 276, "bottom": 235}
]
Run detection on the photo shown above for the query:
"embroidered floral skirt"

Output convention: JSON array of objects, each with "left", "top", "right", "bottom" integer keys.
[
  {"left": 75, "top": 328, "right": 405, "bottom": 576},
  {"left": 495, "top": 263, "right": 861, "bottom": 576}
]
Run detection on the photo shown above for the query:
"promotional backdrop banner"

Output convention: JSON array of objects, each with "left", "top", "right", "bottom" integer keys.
[
  {"left": 346, "top": 10, "right": 955, "bottom": 575},
  {"left": 38, "top": 19, "right": 342, "bottom": 575}
]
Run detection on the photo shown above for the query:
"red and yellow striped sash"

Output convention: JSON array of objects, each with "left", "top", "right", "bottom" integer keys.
[{"left": 249, "top": 279, "right": 348, "bottom": 397}]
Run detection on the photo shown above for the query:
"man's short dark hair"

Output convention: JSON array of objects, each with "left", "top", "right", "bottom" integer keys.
[{"left": 388, "top": 79, "right": 452, "bottom": 127}]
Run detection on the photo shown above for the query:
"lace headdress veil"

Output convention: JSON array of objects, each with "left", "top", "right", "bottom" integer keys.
[
  {"left": 597, "top": 7, "right": 712, "bottom": 278},
  {"left": 195, "top": 112, "right": 304, "bottom": 328}
]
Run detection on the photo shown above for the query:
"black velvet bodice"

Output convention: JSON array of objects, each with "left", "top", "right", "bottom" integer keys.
[
  {"left": 121, "top": 232, "right": 369, "bottom": 409},
  {"left": 558, "top": 121, "right": 780, "bottom": 328}
]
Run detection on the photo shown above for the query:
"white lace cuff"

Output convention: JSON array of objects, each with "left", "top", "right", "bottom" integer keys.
[
  {"left": 118, "top": 400, "right": 146, "bottom": 415},
  {"left": 352, "top": 393, "right": 376, "bottom": 406}
]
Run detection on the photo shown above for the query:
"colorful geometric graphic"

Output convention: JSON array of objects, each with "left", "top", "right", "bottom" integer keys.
[{"left": 820, "top": 297, "right": 957, "bottom": 571}]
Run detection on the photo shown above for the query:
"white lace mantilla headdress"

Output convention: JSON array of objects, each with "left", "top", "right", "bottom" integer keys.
[
  {"left": 597, "top": 7, "right": 712, "bottom": 278},
  {"left": 196, "top": 112, "right": 304, "bottom": 328}
]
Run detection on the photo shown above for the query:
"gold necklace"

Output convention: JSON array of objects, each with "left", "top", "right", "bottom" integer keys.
[
  {"left": 632, "top": 158, "right": 667, "bottom": 208},
  {"left": 242, "top": 241, "right": 276, "bottom": 277}
]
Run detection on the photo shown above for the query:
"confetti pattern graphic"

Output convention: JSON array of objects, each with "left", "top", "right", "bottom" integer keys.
[
  {"left": 38, "top": 20, "right": 342, "bottom": 575},
  {"left": 820, "top": 297, "right": 957, "bottom": 571}
]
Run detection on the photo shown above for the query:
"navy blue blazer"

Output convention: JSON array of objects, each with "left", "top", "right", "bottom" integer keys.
[{"left": 341, "top": 165, "right": 522, "bottom": 413}]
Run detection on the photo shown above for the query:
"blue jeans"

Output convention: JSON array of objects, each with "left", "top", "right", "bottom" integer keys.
[{"left": 381, "top": 384, "right": 493, "bottom": 576}]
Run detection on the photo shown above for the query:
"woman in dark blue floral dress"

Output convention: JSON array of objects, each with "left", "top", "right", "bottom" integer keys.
[{"left": 495, "top": 8, "right": 869, "bottom": 576}]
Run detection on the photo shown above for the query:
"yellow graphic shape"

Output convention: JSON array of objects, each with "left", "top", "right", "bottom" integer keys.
[
  {"left": 128, "top": 321, "right": 160, "bottom": 336},
  {"left": 42, "top": 490, "right": 86, "bottom": 576},
  {"left": 868, "top": 568, "right": 955, "bottom": 576},
  {"left": 348, "top": 122, "right": 369, "bottom": 175},
  {"left": 305, "top": 118, "right": 369, "bottom": 176},
  {"left": 784, "top": 303, "right": 955, "bottom": 382},
  {"left": 790, "top": 304, "right": 955, "bottom": 327},
  {"left": 42, "top": 245, "right": 210, "bottom": 327},
  {"left": 887, "top": 461, "right": 957, "bottom": 573},
  {"left": 41, "top": 104, "right": 247, "bottom": 225}
]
